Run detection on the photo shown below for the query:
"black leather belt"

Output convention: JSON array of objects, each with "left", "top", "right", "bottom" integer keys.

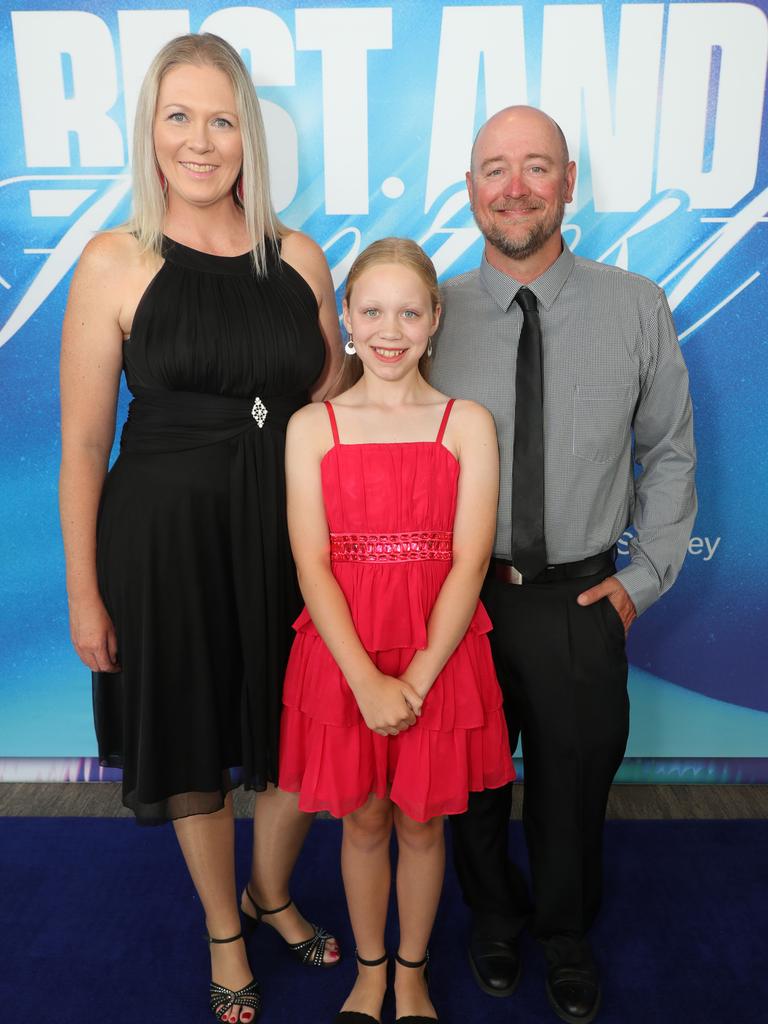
[{"left": 489, "top": 547, "right": 616, "bottom": 585}]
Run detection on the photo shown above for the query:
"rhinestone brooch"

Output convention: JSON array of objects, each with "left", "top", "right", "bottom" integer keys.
[{"left": 251, "top": 397, "right": 268, "bottom": 428}]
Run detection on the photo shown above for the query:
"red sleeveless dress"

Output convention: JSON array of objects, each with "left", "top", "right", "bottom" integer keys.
[{"left": 278, "top": 400, "right": 514, "bottom": 821}]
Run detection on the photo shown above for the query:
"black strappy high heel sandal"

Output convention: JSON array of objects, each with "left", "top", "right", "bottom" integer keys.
[
  {"left": 394, "top": 951, "right": 438, "bottom": 1024},
  {"left": 207, "top": 931, "right": 262, "bottom": 1023},
  {"left": 241, "top": 885, "right": 339, "bottom": 968},
  {"left": 335, "top": 951, "right": 388, "bottom": 1023}
]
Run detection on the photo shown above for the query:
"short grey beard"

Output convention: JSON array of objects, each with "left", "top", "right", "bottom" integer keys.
[{"left": 476, "top": 201, "right": 565, "bottom": 262}]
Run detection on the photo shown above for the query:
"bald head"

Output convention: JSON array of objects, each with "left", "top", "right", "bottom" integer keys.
[
  {"left": 464, "top": 104, "right": 576, "bottom": 273},
  {"left": 470, "top": 106, "right": 569, "bottom": 176}
]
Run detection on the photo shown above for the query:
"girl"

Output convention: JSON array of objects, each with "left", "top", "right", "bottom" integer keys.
[{"left": 279, "top": 239, "right": 514, "bottom": 1023}]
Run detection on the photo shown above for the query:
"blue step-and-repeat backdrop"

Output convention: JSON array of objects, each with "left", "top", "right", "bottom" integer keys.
[{"left": 1, "top": 1, "right": 766, "bottom": 783}]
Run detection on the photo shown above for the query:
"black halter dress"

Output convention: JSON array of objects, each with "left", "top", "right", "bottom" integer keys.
[{"left": 93, "top": 236, "right": 325, "bottom": 823}]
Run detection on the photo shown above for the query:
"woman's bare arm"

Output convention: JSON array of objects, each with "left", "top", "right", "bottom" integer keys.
[
  {"left": 59, "top": 233, "right": 133, "bottom": 671},
  {"left": 280, "top": 231, "right": 343, "bottom": 400}
]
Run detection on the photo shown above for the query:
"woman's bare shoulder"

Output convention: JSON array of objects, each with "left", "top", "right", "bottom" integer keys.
[
  {"left": 75, "top": 232, "right": 161, "bottom": 295},
  {"left": 78, "top": 229, "right": 143, "bottom": 269},
  {"left": 280, "top": 230, "right": 332, "bottom": 298},
  {"left": 68, "top": 231, "right": 163, "bottom": 338},
  {"left": 280, "top": 228, "right": 324, "bottom": 263}
]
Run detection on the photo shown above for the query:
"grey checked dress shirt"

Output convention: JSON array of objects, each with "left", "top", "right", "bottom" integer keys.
[{"left": 431, "top": 244, "right": 697, "bottom": 616}]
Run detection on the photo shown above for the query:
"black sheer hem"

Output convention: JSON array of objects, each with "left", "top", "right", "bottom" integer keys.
[{"left": 115, "top": 768, "right": 276, "bottom": 826}]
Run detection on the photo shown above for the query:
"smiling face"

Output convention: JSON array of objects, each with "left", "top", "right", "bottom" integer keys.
[
  {"left": 468, "top": 106, "right": 576, "bottom": 271},
  {"left": 153, "top": 62, "right": 243, "bottom": 210},
  {"left": 343, "top": 262, "right": 441, "bottom": 382}
]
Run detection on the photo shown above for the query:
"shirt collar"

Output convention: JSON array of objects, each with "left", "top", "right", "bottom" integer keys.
[{"left": 478, "top": 242, "right": 575, "bottom": 312}]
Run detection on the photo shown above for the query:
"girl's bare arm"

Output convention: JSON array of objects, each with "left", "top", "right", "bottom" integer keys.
[
  {"left": 286, "top": 404, "right": 422, "bottom": 735},
  {"left": 399, "top": 400, "right": 499, "bottom": 698}
]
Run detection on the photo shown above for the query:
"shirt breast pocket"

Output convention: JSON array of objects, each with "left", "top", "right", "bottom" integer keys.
[{"left": 572, "top": 383, "right": 635, "bottom": 464}]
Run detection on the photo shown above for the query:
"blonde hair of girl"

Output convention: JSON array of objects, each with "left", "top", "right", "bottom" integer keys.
[{"left": 339, "top": 237, "right": 441, "bottom": 391}]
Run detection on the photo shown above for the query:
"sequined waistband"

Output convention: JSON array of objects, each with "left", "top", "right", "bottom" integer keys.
[{"left": 330, "top": 531, "right": 453, "bottom": 563}]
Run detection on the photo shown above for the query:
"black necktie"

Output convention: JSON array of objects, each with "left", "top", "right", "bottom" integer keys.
[{"left": 511, "top": 287, "right": 546, "bottom": 579}]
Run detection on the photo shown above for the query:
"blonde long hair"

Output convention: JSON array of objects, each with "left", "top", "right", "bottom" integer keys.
[
  {"left": 339, "top": 238, "right": 441, "bottom": 391},
  {"left": 128, "top": 32, "right": 284, "bottom": 275}
]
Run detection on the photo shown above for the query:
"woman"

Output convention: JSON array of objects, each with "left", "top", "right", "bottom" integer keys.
[{"left": 59, "top": 33, "right": 342, "bottom": 1022}]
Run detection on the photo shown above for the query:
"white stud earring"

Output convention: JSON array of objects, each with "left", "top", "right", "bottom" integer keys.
[
  {"left": 427, "top": 338, "right": 433, "bottom": 358},
  {"left": 344, "top": 336, "right": 356, "bottom": 356}
]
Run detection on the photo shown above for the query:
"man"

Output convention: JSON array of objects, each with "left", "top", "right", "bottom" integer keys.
[{"left": 431, "top": 106, "right": 696, "bottom": 1024}]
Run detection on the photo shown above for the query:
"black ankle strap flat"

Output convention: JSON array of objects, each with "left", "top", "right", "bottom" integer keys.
[
  {"left": 395, "top": 952, "right": 429, "bottom": 969},
  {"left": 334, "top": 950, "right": 387, "bottom": 1023},
  {"left": 395, "top": 950, "right": 438, "bottom": 1024},
  {"left": 357, "top": 951, "right": 388, "bottom": 967}
]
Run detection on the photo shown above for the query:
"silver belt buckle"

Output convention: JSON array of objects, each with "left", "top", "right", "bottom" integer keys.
[{"left": 509, "top": 565, "right": 523, "bottom": 585}]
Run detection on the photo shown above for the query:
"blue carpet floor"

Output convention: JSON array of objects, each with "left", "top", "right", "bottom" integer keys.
[{"left": 0, "top": 817, "right": 765, "bottom": 1023}]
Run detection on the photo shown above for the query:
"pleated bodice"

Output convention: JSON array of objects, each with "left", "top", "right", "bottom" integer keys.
[{"left": 124, "top": 236, "right": 324, "bottom": 398}]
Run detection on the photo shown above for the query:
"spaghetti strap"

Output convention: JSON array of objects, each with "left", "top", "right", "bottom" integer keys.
[
  {"left": 435, "top": 398, "right": 456, "bottom": 446},
  {"left": 325, "top": 401, "right": 341, "bottom": 445}
]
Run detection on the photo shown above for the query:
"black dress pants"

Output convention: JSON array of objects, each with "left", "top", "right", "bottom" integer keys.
[{"left": 450, "top": 566, "right": 629, "bottom": 961}]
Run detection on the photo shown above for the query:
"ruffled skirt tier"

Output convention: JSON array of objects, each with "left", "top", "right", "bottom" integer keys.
[{"left": 279, "top": 561, "right": 514, "bottom": 822}]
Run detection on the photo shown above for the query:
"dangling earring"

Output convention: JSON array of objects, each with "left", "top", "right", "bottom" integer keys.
[
  {"left": 427, "top": 338, "right": 433, "bottom": 358},
  {"left": 344, "top": 335, "right": 356, "bottom": 356}
]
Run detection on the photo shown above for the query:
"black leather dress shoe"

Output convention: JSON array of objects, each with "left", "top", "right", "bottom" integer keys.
[
  {"left": 545, "top": 963, "right": 601, "bottom": 1023},
  {"left": 467, "top": 936, "right": 522, "bottom": 997}
]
